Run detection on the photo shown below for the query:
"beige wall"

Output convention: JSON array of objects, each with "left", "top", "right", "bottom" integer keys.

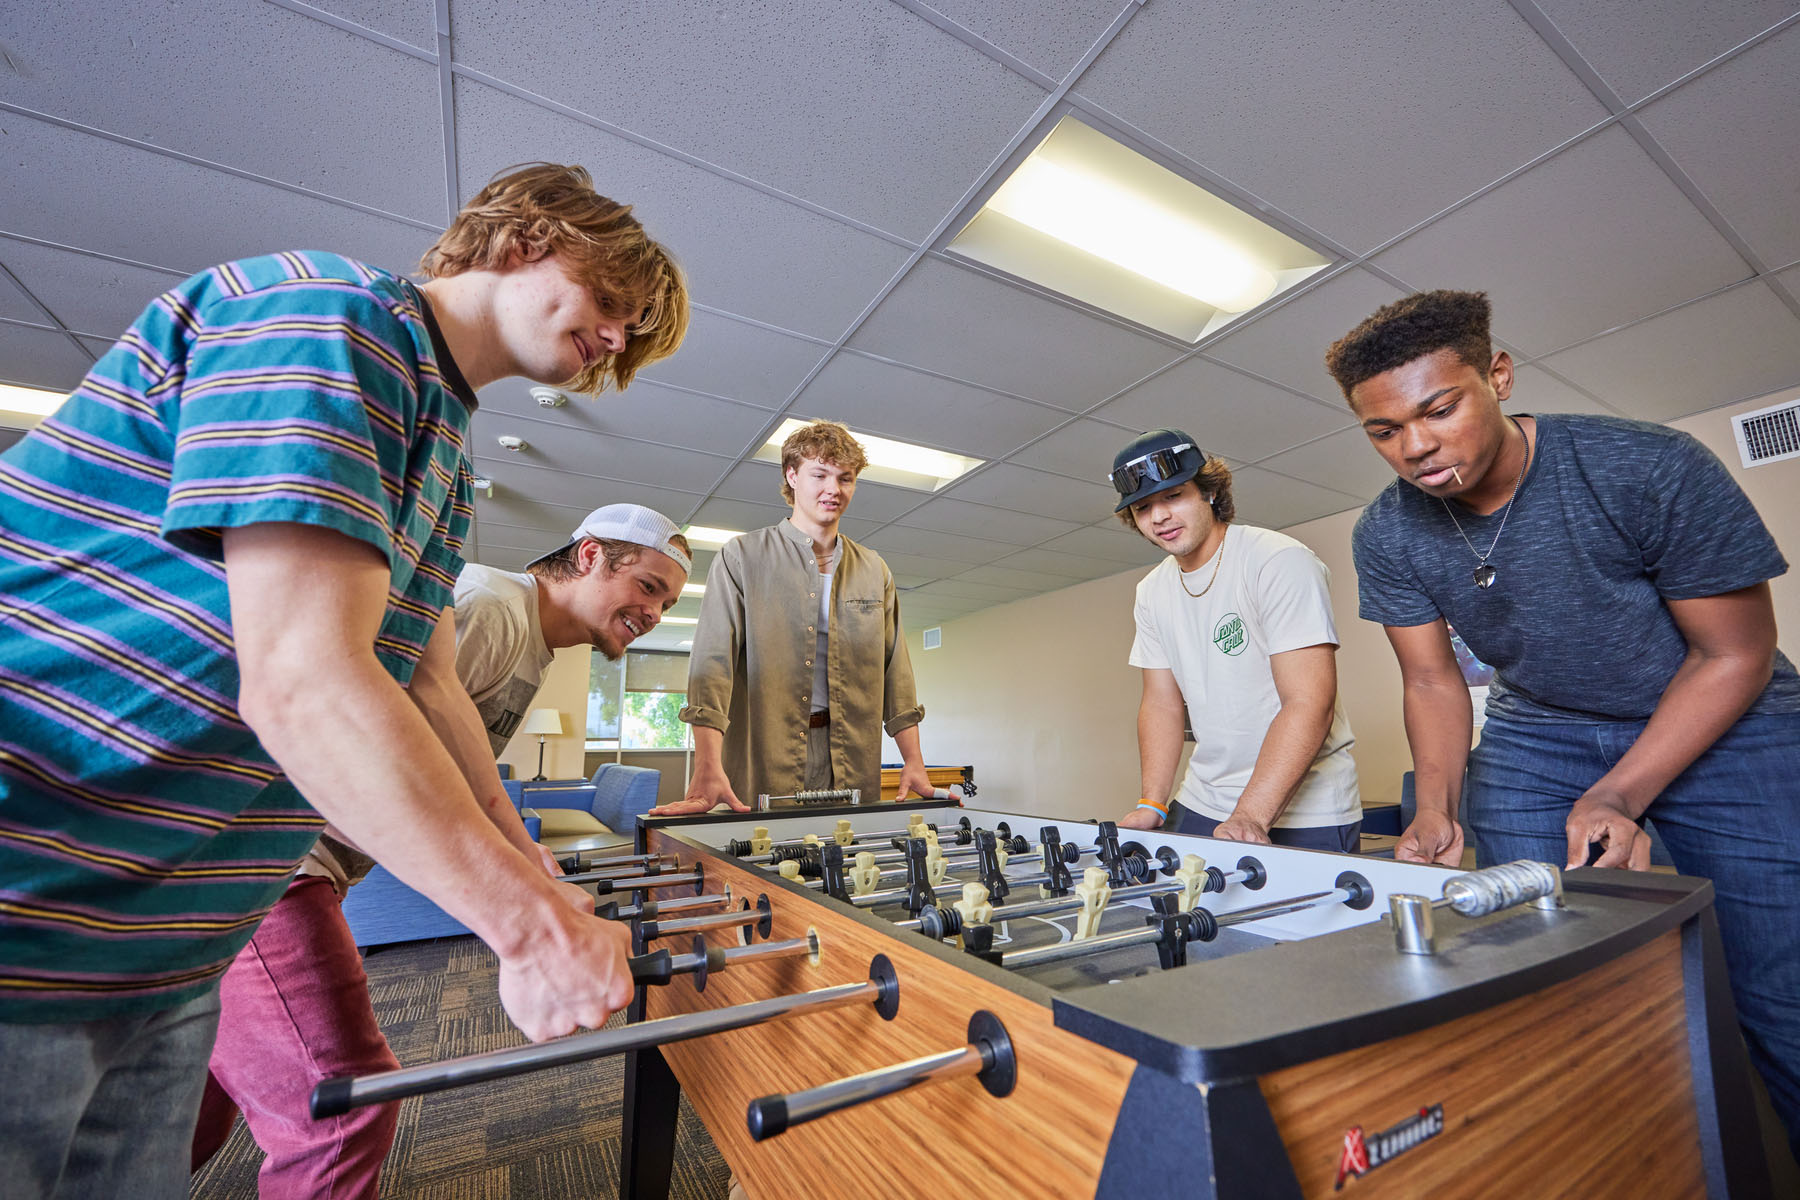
[
  {"left": 909, "top": 388, "right": 1800, "bottom": 822},
  {"left": 496, "top": 645, "right": 592, "bottom": 781}
]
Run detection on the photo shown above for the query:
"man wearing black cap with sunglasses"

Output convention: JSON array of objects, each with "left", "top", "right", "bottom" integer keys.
[{"left": 1109, "top": 430, "right": 1361, "bottom": 849}]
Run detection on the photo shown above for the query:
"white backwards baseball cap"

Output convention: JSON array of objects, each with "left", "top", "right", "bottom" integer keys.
[{"left": 526, "top": 504, "right": 692, "bottom": 572}]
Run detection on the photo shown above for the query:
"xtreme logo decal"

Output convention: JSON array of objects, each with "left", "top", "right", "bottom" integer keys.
[{"left": 1334, "top": 1103, "right": 1445, "bottom": 1189}]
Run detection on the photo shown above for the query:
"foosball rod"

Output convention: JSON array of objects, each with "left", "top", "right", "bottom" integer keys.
[
  {"left": 561, "top": 860, "right": 679, "bottom": 887},
  {"left": 891, "top": 863, "right": 1257, "bottom": 934},
  {"left": 598, "top": 889, "right": 733, "bottom": 923},
  {"left": 994, "top": 883, "right": 1364, "bottom": 970},
  {"left": 558, "top": 850, "right": 670, "bottom": 872},
  {"left": 309, "top": 938, "right": 886, "bottom": 1119},
  {"left": 590, "top": 866, "right": 708, "bottom": 896},
  {"left": 638, "top": 896, "right": 773, "bottom": 943},
  {"left": 846, "top": 866, "right": 1052, "bottom": 909},
  {"left": 747, "top": 1010, "right": 1014, "bottom": 1142},
  {"left": 729, "top": 817, "right": 1010, "bottom": 861}
]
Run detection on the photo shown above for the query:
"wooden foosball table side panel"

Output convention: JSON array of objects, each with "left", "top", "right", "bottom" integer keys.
[
  {"left": 1257, "top": 929, "right": 1704, "bottom": 1199},
  {"left": 642, "top": 831, "right": 1138, "bottom": 1200}
]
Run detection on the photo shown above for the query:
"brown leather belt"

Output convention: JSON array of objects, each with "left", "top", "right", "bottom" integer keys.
[{"left": 807, "top": 709, "right": 830, "bottom": 728}]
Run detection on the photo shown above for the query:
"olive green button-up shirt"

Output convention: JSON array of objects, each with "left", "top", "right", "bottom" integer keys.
[{"left": 680, "top": 520, "right": 924, "bottom": 804}]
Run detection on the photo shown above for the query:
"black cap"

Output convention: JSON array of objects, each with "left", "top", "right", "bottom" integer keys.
[{"left": 1109, "top": 428, "right": 1204, "bottom": 512}]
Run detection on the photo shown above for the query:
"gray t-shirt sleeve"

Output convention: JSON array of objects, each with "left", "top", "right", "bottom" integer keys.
[
  {"left": 1351, "top": 502, "right": 1441, "bottom": 627},
  {"left": 1636, "top": 431, "right": 1788, "bottom": 600}
]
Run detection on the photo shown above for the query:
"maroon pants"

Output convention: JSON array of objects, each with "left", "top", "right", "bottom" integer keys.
[{"left": 191, "top": 875, "right": 400, "bottom": 1199}]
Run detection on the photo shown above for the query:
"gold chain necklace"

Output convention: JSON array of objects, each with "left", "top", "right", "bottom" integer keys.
[{"left": 1178, "top": 526, "right": 1228, "bottom": 598}]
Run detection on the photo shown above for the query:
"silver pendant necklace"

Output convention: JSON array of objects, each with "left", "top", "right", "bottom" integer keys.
[{"left": 1440, "top": 417, "right": 1530, "bottom": 590}]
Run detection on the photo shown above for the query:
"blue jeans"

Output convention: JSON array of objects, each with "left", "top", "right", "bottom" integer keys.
[
  {"left": 1168, "top": 803, "right": 1362, "bottom": 853},
  {"left": 0, "top": 987, "right": 221, "bottom": 1199},
  {"left": 1466, "top": 709, "right": 1800, "bottom": 1156}
]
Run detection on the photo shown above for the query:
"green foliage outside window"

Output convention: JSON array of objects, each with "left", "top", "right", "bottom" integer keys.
[{"left": 623, "top": 690, "right": 690, "bottom": 749}]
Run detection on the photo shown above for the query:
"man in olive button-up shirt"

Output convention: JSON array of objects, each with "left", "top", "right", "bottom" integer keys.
[{"left": 661, "top": 421, "right": 932, "bottom": 813}]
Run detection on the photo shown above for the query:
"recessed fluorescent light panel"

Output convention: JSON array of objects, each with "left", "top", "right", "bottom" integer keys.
[
  {"left": 682, "top": 526, "right": 744, "bottom": 548},
  {"left": 754, "top": 419, "right": 982, "bottom": 493},
  {"left": 949, "top": 117, "right": 1330, "bottom": 341},
  {"left": 0, "top": 383, "right": 69, "bottom": 427}
]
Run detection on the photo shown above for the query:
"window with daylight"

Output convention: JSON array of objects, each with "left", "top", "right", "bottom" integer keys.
[{"left": 587, "top": 650, "right": 691, "bottom": 751}]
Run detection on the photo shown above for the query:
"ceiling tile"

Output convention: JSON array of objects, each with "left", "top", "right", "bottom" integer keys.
[
  {"left": 938, "top": 462, "right": 1118, "bottom": 525},
  {"left": 1010, "top": 417, "right": 1136, "bottom": 480},
  {"left": 1205, "top": 270, "right": 1407, "bottom": 404},
  {"left": 0, "top": 0, "right": 445, "bottom": 222},
  {"left": 1531, "top": 0, "right": 1797, "bottom": 104},
  {"left": 636, "top": 310, "right": 826, "bottom": 410},
  {"left": 452, "top": 79, "right": 911, "bottom": 341},
  {"left": 468, "top": 415, "right": 731, "bottom": 497},
  {"left": 0, "top": 323, "right": 96, "bottom": 392},
  {"left": 476, "top": 377, "right": 777, "bottom": 460},
  {"left": 872, "top": 550, "right": 983, "bottom": 581},
  {"left": 1074, "top": 0, "right": 1607, "bottom": 253},
  {"left": 922, "top": 0, "right": 1123, "bottom": 80},
  {"left": 865, "top": 525, "right": 1024, "bottom": 565},
  {"left": 956, "top": 563, "right": 1091, "bottom": 591},
  {"left": 1226, "top": 466, "right": 1364, "bottom": 530},
  {"left": 1372, "top": 126, "right": 1751, "bottom": 356},
  {"left": 1637, "top": 25, "right": 1800, "bottom": 268},
  {"left": 1250, "top": 428, "right": 1399, "bottom": 502},
  {"left": 1038, "top": 523, "right": 1164, "bottom": 567},
  {"left": 1507, "top": 365, "right": 1625, "bottom": 418},
  {"left": 0, "top": 262, "right": 48, "bottom": 325},
  {"left": 450, "top": 0, "right": 1048, "bottom": 241},
  {"left": 849, "top": 259, "right": 1183, "bottom": 409},
  {"left": 0, "top": 240, "right": 185, "bottom": 341},
  {"left": 308, "top": 0, "right": 437, "bottom": 49},
  {"left": 990, "top": 545, "right": 1121, "bottom": 579},
  {"left": 1093, "top": 356, "right": 1352, "bottom": 461},
  {"left": 687, "top": 498, "right": 790, "bottom": 537},
  {"left": 916, "top": 577, "right": 1033, "bottom": 604},
  {"left": 798, "top": 353, "right": 1070, "bottom": 459},
  {"left": 894, "top": 496, "right": 1082, "bottom": 545},
  {"left": 1535, "top": 281, "right": 1800, "bottom": 422},
  {"left": 0, "top": 113, "right": 438, "bottom": 277},
  {"left": 471, "top": 462, "right": 704, "bottom": 540}
]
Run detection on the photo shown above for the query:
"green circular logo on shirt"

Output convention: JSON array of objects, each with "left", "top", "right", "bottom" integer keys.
[{"left": 1213, "top": 612, "right": 1246, "bottom": 656}]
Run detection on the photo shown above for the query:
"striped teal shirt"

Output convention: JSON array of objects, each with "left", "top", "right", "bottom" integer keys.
[{"left": 0, "top": 251, "right": 475, "bottom": 1021}]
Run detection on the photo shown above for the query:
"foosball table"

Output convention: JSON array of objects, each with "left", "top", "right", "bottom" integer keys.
[{"left": 311, "top": 799, "right": 1773, "bottom": 1198}]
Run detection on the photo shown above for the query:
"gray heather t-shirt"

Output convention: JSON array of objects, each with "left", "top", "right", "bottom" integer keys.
[{"left": 1352, "top": 413, "right": 1799, "bottom": 724}]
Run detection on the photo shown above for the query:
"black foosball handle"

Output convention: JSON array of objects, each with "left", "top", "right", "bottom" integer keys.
[{"left": 745, "top": 1010, "right": 1014, "bottom": 1141}]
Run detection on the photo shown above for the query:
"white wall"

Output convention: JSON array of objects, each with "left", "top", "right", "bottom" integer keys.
[{"left": 496, "top": 645, "right": 592, "bottom": 781}]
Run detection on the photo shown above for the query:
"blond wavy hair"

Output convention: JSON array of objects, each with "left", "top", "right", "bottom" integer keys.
[
  {"left": 421, "top": 163, "right": 688, "bottom": 393},
  {"left": 779, "top": 420, "right": 869, "bottom": 503}
]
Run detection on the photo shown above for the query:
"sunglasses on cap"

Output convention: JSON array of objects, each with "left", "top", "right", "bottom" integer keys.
[{"left": 1109, "top": 442, "right": 1198, "bottom": 498}]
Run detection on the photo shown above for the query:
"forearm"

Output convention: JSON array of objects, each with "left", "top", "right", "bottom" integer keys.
[
  {"left": 892, "top": 724, "right": 925, "bottom": 770},
  {"left": 1231, "top": 700, "right": 1333, "bottom": 828},
  {"left": 691, "top": 725, "right": 726, "bottom": 776},
  {"left": 1596, "top": 650, "right": 1772, "bottom": 816},
  {"left": 245, "top": 657, "right": 563, "bottom": 959},
  {"left": 409, "top": 671, "right": 539, "bottom": 861},
  {"left": 1137, "top": 701, "right": 1186, "bottom": 807},
  {"left": 1402, "top": 678, "right": 1473, "bottom": 820}
]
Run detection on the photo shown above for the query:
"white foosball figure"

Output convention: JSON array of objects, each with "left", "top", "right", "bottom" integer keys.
[
  {"left": 1074, "top": 866, "right": 1112, "bottom": 940},
  {"left": 831, "top": 819, "right": 856, "bottom": 846},
  {"left": 850, "top": 850, "right": 883, "bottom": 897},
  {"left": 777, "top": 860, "right": 802, "bottom": 882},
  {"left": 750, "top": 826, "right": 773, "bottom": 856},
  {"left": 1176, "top": 854, "right": 1209, "bottom": 912},
  {"left": 953, "top": 881, "right": 992, "bottom": 950}
]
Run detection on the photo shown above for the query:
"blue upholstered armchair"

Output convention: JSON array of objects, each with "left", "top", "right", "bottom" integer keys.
[{"left": 340, "top": 764, "right": 662, "bottom": 949}]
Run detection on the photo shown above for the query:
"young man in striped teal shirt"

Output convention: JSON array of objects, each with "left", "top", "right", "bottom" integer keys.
[{"left": 0, "top": 163, "right": 687, "bottom": 1196}]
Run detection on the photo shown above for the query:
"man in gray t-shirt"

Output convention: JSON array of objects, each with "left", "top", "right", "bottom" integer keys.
[{"left": 1327, "top": 288, "right": 1800, "bottom": 1159}]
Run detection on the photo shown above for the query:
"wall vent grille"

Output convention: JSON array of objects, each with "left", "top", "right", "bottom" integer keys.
[
  {"left": 1733, "top": 398, "right": 1800, "bottom": 468},
  {"left": 922, "top": 626, "right": 942, "bottom": 650}
]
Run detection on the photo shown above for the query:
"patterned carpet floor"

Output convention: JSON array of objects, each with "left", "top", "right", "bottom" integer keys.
[{"left": 188, "top": 936, "right": 730, "bottom": 1199}]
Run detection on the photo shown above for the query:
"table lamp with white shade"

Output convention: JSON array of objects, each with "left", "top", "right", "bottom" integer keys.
[{"left": 521, "top": 708, "right": 567, "bottom": 781}]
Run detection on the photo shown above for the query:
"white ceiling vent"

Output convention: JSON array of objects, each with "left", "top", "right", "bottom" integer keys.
[
  {"left": 1732, "top": 398, "right": 1800, "bottom": 468},
  {"left": 922, "top": 626, "right": 942, "bottom": 651}
]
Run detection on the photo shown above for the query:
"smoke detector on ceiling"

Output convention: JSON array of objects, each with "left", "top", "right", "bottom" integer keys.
[
  {"left": 530, "top": 387, "right": 568, "bottom": 408},
  {"left": 497, "top": 435, "right": 529, "bottom": 452}
]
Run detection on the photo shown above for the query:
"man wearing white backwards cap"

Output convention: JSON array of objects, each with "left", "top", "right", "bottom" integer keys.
[{"left": 191, "top": 504, "right": 689, "bottom": 1194}]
